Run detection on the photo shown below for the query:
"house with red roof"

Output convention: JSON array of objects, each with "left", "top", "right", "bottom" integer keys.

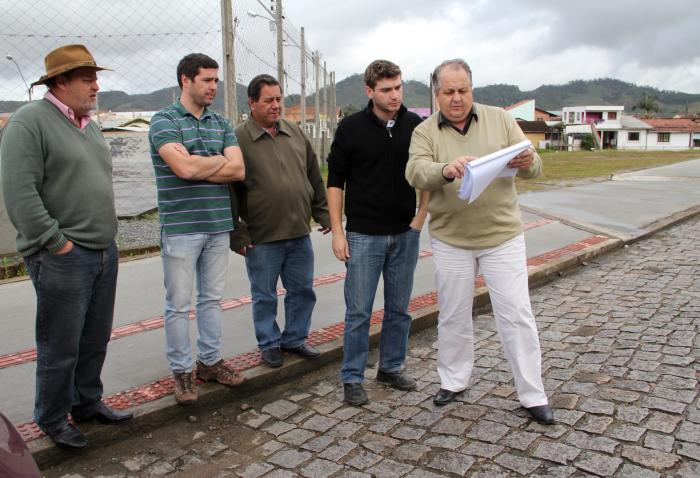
[{"left": 640, "top": 117, "right": 700, "bottom": 150}]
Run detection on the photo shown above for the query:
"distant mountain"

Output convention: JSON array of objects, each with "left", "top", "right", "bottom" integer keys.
[
  {"left": 2, "top": 77, "right": 698, "bottom": 116},
  {"left": 332, "top": 76, "right": 700, "bottom": 115}
]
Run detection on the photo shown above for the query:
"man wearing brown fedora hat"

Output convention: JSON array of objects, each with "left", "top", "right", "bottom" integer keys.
[{"left": 1, "top": 44, "right": 132, "bottom": 450}]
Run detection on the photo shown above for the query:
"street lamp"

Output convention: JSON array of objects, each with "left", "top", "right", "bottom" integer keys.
[
  {"left": 246, "top": 11, "right": 274, "bottom": 30},
  {"left": 5, "top": 54, "right": 32, "bottom": 102}
]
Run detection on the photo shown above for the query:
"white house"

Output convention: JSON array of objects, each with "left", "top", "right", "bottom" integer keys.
[
  {"left": 640, "top": 118, "right": 700, "bottom": 150},
  {"left": 562, "top": 105, "right": 625, "bottom": 149}
]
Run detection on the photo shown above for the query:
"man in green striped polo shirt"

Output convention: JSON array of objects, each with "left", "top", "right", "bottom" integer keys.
[{"left": 149, "top": 53, "right": 245, "bottom": 405}]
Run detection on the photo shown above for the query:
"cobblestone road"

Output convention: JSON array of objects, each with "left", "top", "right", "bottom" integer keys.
[{"left": 44, "top": 217, "right": 700, "bottom": 477}]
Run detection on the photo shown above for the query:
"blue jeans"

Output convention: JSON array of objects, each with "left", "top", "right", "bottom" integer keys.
[
  {"left": 24, "top": 241, "right": 118, "bottom": 431},
  {"left": 161, "top": 231, "right": 229, "bottom": 373},
  {"left": 245, "top": 235, "right": 316, "bottom": 350},
  {"left": 341, "top": 229, "right": 420, "bottom": 383}
]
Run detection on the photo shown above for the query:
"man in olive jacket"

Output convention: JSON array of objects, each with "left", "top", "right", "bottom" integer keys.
[{"left": 235, "top": 74, "right": 330, "bottom": 368}]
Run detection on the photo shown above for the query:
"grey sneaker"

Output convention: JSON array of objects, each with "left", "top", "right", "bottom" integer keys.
[
  {"left": 173, "top": 370, "right": 198, "bottom": 405},
  {"left": 376, "top": 370, "right": 417, "bottom": 391}
]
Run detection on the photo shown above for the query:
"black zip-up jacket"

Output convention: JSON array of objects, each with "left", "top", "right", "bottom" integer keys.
[{"left": 327, "top": 101, "right": 423, "bottom": 235}]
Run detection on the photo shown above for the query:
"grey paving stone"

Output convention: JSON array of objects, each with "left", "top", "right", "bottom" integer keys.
[
  {"left": 318, "top": 440, "right": 357, "bottom": 461},
  {"left": 267, "top": 448, "right": 312, "bottom": 469},
  {"left": 408, "top": 410, "right": 443, "bottom": 427},
  {"left": 501, "top": 431, "right": 539, "bottom": 451},
  {"left": 300, "top": 435, "right": 334, "bottom": 452},
  {"left": 144, "top": 461, "right": 177, "bottom": 476},
  {"left": 450, "top": 404, "right": 487, "bottom": 420},
  {"left": 389, "top": 406, "right": 422, "bottom": 420},
  {"left": 530, "top": 465, "right": 577, "bottom": 478},
  {"left": 644, "top": 433, "right": 674, "bottom": 452},
  {"left": 616, "top": 464, "right": 660, "bottom": 478},
  {"left": 614, "top": 405, "right": 649, "bottom": 424},
  {"left": 403, "top": 469, "right": 445, "bottom": 478},
  {"left": 236, "top": 462, "right": 274, "bottom": 478},
  {"left": 677, "top": 441, "right": 700, "bottom": 461},
  {"left": 527, "top": 422, "right": 568, "bottom": 438},
  {"left": 677, "top": 420, "right": 700, "bottom": 443},
  {"left": 357, "top": 432, "right": 400, "bottom": 454},
  {"left": 345, "top": 450, "right": 383, "bottom": 470},
  {"left": 565, "top": 430, "right": 618, "bottom": 453},
  {"left": 574, "top": 451, "right": 622, "bottom": 477},
  {"left": 494, "top": 453, "right": 541, "bottom": 475},
  {"left": 532, "top": 441, "right": 581, "bottom": 465},
  {"left": 641, "top": 396, "right": 687, "bottom": 414},
  {"left": 645, "top": 411, "right": 682, "bottom": 433},
  {"left": 423, "top": 434, "right": 466, "bottom": 450},
  {"left": 365, "top": 458, "right": 414, "bottom": 478},
  {"left": 393, "top": 444, "right": 431, "bottom": 462},
  {"left": 599, "top": 387, "right": 640, "bottom": 403},
  {"left": 466, "top": 420, "right": 509, "bottom": 443},
  {"left": 430, "top": 417, "right": 469, "bottom": 436},
  {"left": 620, "top": 445, "right": 681, "bottom": 471},
  {"left": 575, "top": 415, "right": 614, "bottom": 435},
  {"left": 390, "top": 426, "right": 425, "bottom": 441},
  {"left": 327, "top": 421, "right": 364, "bottom": 439},
  {"left": 329, "top": 407, "right": 362, "bottom": 421},
  {"left": 427, "top": 451, "right": 475, "bottom": 476},
  {"left": 554, "top": 409, "right": 585, "bottom": 426},
  {"left": 301, "top": 414, "right": 340, "bottom": 432},
  {"left": 461, "top": 441, "right": 504, "bottom": 458},
  {"left": 261, "top": 400, "right": 301, "bottom": 420},
  {"left": 308, "top": 397, "right": 343, "bottom": 415},
  {"left": 259, "top": 440, "right": 286, "bottom": 457},
  {"left": 299, "top": 458, "right": 343, "bottom": 478},
  {"left": 236, "top": 410, "right": 272, "bottom": 429},
  {"left": 277, "top": 428, "right": 316, "bottom": 446},
  {"left": 262, "top": 469, "right": 298, "bottom": 478},
  {"left": 578, "top": 398, "right": 615, "bottom": 415},
  {"left": 368, "top": 417, "right": 400, "bottom": 434},
  {"left": 263, "top": 421, "right": 296, "bottom": 437},
  {"left": 607, "top": 423, "right": 645, "bottom": 442}
]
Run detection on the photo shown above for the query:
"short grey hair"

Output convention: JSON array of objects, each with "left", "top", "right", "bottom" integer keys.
[{"left": 431, "top": 59, "right": 473, "bottom": 94}]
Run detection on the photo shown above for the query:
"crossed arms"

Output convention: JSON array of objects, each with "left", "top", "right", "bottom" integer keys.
[{"left": 158, "top": 142, "right": 244, "bottom": 182}]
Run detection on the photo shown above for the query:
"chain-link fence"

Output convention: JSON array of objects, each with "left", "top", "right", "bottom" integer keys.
[{"left": 0, "top": 0, "right": 335, "bottom": 257}]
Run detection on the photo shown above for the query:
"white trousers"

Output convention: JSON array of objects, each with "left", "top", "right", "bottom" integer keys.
[{"left": 432, "top": 233, "right": 548, "bottom": 407}]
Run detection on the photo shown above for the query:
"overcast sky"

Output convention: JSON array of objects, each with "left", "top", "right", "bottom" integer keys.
[
  {"left": 1, "top": 0, "right": 699, "bottom": 101},
  {"left": 284, "top": 0, "right": 700, "bottom": 93}
]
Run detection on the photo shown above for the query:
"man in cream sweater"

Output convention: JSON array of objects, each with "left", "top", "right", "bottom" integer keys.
[{"left": 406, "top": 58, "right": 553, "bottom": 424}]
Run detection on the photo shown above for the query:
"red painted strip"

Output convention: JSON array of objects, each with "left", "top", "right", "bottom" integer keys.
[
  {"left": 15, "top": 233, "right": 610, "bottom": 443},
  {"left": 0, "top": 219, "right": 557, "bottom": 371}
]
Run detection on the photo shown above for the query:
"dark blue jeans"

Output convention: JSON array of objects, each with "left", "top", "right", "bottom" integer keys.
[
  {"left": 245, "top": 235, "right": 316, "bottom": 351},
  {"left": 341, "top": 229, "right": 420, "bottom": 383},
  {"left": 24, "top": 241, "right": 118, "bottom": 431}
]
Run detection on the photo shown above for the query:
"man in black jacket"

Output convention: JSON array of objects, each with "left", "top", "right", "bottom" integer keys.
[{"left": 327, "top": 60, "right": 427, "bottom": 406}]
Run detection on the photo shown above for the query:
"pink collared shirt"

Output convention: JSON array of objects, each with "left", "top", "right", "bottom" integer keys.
[{"left": 44, "top": 91, "right": 92, "bottom": 130}]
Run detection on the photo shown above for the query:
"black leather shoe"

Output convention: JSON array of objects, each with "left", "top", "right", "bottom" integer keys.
[
  {"left": 44, "top": 422, "right": 87, "bottom": 449},
  {"left": 262, "top": 347, "right": 283, "bottom": 368},
  {"left": 72, "top": 401, "right": 133, "bottom": 425},
  {"left": 525, "top": 404, "right": 554, "bottom": 424},
  {"left": 376, "top": 370, "right": 417, "bottom": 391},
  {"left": 433, "top": 388, "right": 464, "bottom": 406},
  {"left": 282, "top": 343, "right": 320, "bottom": 359},
  {"left": 343, "top": 383, "right": 369, "bottom": 406}
]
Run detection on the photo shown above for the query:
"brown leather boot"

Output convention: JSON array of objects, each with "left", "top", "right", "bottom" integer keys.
[
  {"left": 197, "top": 359, "right": 245, "bottom": 387},
  {"left": 173, "top": 370, "right": 198, "bottom": 405}
]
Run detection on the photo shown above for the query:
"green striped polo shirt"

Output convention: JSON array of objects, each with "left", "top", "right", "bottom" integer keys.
[{"left": 149, "top": 100, "right": 237, "bottom": 236}]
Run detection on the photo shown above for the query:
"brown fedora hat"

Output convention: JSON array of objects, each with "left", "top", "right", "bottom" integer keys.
[{"left": 31, "top": 44, "right": 111, "bottom": 87}]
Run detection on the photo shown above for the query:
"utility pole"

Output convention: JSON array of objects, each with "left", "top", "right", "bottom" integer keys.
[
  {"left": 275, "top": 0, "right": 284, "bottom": 117},
  {"left": 314, "top": 51, "right": 321, "bottom": 163},
  {"left": 220, "top": 0, "right": 238, "bottom": 123},
  {"left": 330, "top": 71, "right": 337, "bottom": 136},
  {"left": 300, "top": 27, "right": 307, "bottom": 132},
  {"left": 322, "top": 61, "right": 328, "bottom": 162}
]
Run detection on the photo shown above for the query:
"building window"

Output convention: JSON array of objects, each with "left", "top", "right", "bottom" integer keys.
[
  {"left": 658, "top": 132, "right": 670, "bottom": 143},
  {"left": 628, "top": 132, "right": 640, "bottom": 141},
  {"left": 568, "top": 112, "right": 575, "bottom": 123},
  {"left": 576, "top": 112, "right": 581, "bottom": 123},
  {"left": 693, "top": 138, "right": 700, "bottom": 148},
  {"left": 608, "top": 112, "right": 617, "bottom": 120}
]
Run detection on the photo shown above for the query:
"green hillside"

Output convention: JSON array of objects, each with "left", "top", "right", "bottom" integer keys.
[{"left": 2, "top": 77, "right": 698, "bottom": 116}]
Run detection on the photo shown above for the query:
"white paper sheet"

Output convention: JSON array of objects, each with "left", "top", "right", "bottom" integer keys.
[{"left": 458, "top": 140, "right": 532, "bottom": 203}]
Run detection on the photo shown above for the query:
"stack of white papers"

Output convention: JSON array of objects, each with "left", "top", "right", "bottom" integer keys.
[{"left": 458, "top": 140, "right": 532, "bottom": 203}]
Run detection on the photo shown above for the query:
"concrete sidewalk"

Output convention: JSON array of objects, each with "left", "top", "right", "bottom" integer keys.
[{"left": 1, "top": 158, "right": 698, "bottom": 463}]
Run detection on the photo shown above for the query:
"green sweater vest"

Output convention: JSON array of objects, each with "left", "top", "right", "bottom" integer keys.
[{"left": 0, "top": 99, "right": 117, "bottom": 256}]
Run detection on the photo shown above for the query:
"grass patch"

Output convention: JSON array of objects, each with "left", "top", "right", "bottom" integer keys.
[{"left": 516, "top": 149, "right": 700, "bottom": 192}]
